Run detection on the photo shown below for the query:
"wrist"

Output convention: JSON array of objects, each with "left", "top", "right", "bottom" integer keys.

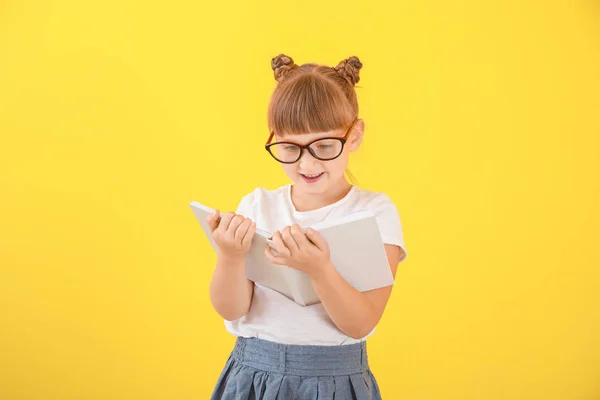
[
  {"left": 217, "top": 253, "right": 246, "bottom": 267},
  {"left": 308, "top": 261, "right": 336, "bottom": 283}
]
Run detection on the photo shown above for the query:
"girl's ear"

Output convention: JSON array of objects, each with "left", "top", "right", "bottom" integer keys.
[{"left": 349, "top": 119, "right": 365, "bottom": 152}]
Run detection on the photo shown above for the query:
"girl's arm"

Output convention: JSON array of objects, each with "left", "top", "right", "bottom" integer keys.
[
  {"left": 209, "top": 255, "right": 254, "bottom": 321},
  {"left": 309, "top": 245, "right": 404, "bottom": 339},
  {"left": 265, "top": 226, "right": 406, "bottom": 339},
  {"left": 206, "top": 211, "right": 256, "bottom": 321}
]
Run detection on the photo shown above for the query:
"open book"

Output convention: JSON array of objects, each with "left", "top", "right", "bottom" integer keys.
[{"left": 189, "top": 201, "right": 394, "bottom": 306}]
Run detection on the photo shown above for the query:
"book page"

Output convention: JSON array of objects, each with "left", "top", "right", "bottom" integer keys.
[{"left": 289, "top": 212, "right": 394, "bottom": 305}]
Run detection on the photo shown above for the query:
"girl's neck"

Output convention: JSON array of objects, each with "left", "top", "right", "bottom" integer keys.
[{"left": 290, "top": 179, "right": 353, "bottom": 212}]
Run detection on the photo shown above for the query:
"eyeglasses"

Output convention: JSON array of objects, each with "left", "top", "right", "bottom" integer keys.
[{"left": 265, "top": 119, "right": 357, "bottom": 164}]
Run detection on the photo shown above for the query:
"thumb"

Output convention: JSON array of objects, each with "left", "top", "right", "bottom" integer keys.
[
  {"left": 265, "top": 245, "right": 288, "bottom": 266},
  {"left": 305, "top": 228, "right": 327, "bottom": 250},
  {"left": 207, "top": 210, "right": 221, "bottom": 232}
]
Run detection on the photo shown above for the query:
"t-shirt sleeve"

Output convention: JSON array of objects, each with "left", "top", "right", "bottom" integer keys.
[
  {"left": 372, "top": 194, "right": 408, "bottom": 262},
  {"left": 235, "top": 190, "right": 256, "bottom": 220}
]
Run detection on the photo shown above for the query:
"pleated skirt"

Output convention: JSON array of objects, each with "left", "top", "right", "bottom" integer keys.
[{"left": 210, "top": 336, "right": 382, "bottom": 400}]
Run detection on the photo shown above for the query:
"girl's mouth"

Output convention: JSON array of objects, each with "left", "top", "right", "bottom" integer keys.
[{"left": 300, "top": 172, "right": 324, "bottom": 183}]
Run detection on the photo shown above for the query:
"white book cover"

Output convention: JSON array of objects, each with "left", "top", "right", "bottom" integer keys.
[{"left": 189, "top": 201, "right": 394, "bottom": 306}]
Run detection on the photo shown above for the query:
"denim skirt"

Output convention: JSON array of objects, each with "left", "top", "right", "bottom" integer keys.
[{"left": 210, "top": 336, "right": 382, "bottom": 400}]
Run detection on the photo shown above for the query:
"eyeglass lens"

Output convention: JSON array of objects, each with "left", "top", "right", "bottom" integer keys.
[{"left": 269, "top": 138, "right": 343, "bottom": 162}]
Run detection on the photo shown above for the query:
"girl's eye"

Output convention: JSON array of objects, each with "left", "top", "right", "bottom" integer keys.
[
  {"left": 284, "top": 145, "right": 298, "bottom": 152},
  {"left": 318, "top": 144, "right": 333, "bottom": 150}
]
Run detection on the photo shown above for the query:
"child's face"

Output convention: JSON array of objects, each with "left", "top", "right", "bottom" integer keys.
[{"left": 274, "top": 121, "right": 364, "bottom": 194}]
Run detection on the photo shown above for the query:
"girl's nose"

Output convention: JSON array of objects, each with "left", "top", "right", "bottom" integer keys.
[{"left": 298, "top": 148, "right": 317, "bottom": 168}]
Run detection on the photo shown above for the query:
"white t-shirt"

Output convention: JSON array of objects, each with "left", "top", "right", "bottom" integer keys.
[{"left": 224, "top": 184, "right": 408, "bottom": 346}]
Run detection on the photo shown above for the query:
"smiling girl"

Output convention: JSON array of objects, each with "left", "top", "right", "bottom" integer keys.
[{"left": 206, "top": 54, "right": 408, "bottom": 400}]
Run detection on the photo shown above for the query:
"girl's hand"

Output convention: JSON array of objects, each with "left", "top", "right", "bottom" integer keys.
[
  {"left": 206, "top": 210, "right": 256, "bottom": 261},
  {"left": 264, "top": 224, "right": 331, "bottom": 278}
]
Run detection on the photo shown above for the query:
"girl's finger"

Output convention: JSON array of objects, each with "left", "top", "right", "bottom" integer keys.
[
  {"left": 206, "top": 210, "right": 221, "bottom": 232},
  {"left": 265, "top": 246, "right": 288, "bottom": 266},
  {"left": 216, "top": 212, "right": 235, "bottom": 235},
  {"left": 280, "top": 226, "right": 299, "bottom": 254},
  {"left": 241, "top": 221, "right": 256, "bottom": 248},
  {"left": 225, "top": 214, "right": 245, "bottom": 240},
  {"left": 272, "top": 231, "right": 291, "bottom": 258},
  {"left": 305, "top": 228, "right": 328, "bottom": 251},
  {"left": 290, "top": 224, "right": 311, "bottom": 248},
  {"left": 234, "top": 218, "right": 252, "bottom": 242}
]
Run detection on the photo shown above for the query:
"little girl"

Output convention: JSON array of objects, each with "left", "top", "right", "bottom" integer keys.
[{"left": 205, "top": 54, "right": 408, "bottom": 400}]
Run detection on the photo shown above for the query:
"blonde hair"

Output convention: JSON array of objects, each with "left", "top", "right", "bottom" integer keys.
[{"left": 267, "top": 54, "right": 363, "bottom": 183}]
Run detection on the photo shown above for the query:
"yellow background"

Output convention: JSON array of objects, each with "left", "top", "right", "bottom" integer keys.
[{"left": 1, "top": 0, "right": 599, "bottom": 399}]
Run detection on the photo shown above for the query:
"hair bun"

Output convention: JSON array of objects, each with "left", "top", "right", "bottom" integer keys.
[
  {"left": 334, "top": 56, "right": 363, "bottom": 86},
  {"left": 271, "top": 54, "right": 299, "bottom": 82}
]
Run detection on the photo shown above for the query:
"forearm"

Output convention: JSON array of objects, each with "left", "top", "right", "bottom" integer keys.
[
  {"left": 209, "top": 255, "right": 253, "bottom": 321},
  {"left": 309, "top": 262, "right": 379, "bottom": 339}
]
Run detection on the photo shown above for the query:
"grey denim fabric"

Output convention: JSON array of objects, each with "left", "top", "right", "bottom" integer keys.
[{"left": 210, "top": 337, "right": 383, "bottom": 400}]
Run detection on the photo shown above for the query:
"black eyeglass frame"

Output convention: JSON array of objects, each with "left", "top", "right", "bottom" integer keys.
[{"left": 265, "top": 119, "right": 358, "bottom": 164}]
